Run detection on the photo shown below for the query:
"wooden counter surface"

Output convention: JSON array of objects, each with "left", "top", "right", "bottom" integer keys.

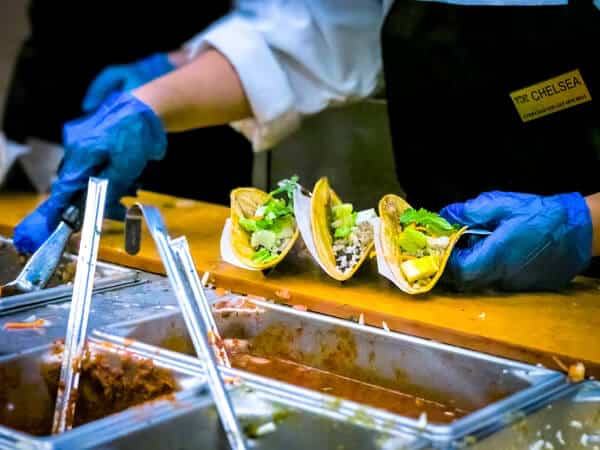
[{"left": 1, "top": 192, "right": 599, "bottom": 377}]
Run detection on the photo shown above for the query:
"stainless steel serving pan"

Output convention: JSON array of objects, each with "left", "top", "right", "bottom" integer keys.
[
  {"left": 0, "top": 336, "right": 427, "bottom": 450},
  {"left": 0, "top": 237, "right": 141, "bottom": 315},
  {"left": 467, "top": 381, "right": 600, "bottom": 450},
  {"left": 0, "top": 338, "right": 206, "bottom": 450},
  {"left": 95, "top": 293, "right": 565, "bottom": 445}
]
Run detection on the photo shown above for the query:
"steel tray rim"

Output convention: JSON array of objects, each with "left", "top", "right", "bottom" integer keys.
[
  {"left": 0, "top": 337, "right": 207, "bottom": 449},
  {"left": 0, "top": 237, "right": 142, "bottom": 316},
  {"left": 93, "top": 314, "right": 565, "bottom": 444}
]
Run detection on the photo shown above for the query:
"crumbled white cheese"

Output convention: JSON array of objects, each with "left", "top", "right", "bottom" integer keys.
[
  {"left": 426, "top": 235, "right": 450, "bottom": 249},
  {"left": 556, "top": 430, "right": 565, "bottom": 446},
  {"left": 570, "top": 420, "right": 583, "bottom": 429},
  {"left": 545, "top": 424, "right": 552, "bottom": 430},
  {"left": 529, "top": 440, "right": 545, "bottom": 450},
  {"left": 478, "top": 312, "right": 486, "bottom": 320},
  {"left": 356, "top": 209, "right": 377, "bottom": 224},
  {"left": 544, "top": 442, "right": 554, "bottom": 450},
  {"left": 254, "top": 421, "right": 277, "bottom": 436}
]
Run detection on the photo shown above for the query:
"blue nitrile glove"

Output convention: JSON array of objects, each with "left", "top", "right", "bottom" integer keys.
[
  {"left": 439, "top": 191, "right": 592, "bottom": 291},
  {"left": 82, "top": 53, "right": 174, "bottom": 113},
  {"left": 13, "top": 92, "right": 166, "bottom": 254}
]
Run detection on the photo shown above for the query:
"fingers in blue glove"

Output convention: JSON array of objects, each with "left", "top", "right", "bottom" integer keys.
[
  {"left": 82, "top": 67, "right": 129, "bottom": 113},
  {"left": 13, "top": 197, "right": 70, "bottom": 254},
  {"left": 446, "top": 205, "right": 565, "bottom": 290},
  {"left": 440, "top": 192, "right": 592, "bottom": 292},
  {"left": 69, "top": 92, "right": 166, "bottom": 220},
  {"left": 15, "top": 92, "right": 166, "bottom": 253},
  {"left": 81, "top": 53, "right": 174, "bottom": 113},
  {"left": 440, "top": 191, "right": 539, "bottom": 228}
]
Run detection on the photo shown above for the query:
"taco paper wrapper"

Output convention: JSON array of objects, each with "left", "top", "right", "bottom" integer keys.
[
  {"left": 220, "top": 218, "right": 261, "bottom": 271},
  {"left": 295, "top": 185, "right": 376, "bottom": 280},
  {"left": 370, "top": 216, "right": 405, "bottom": 289},
  {"left": 293, "top": 186, "right": 336, "bottom": 277}
]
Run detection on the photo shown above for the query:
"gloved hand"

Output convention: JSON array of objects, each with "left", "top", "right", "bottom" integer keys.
[
  {"left": 439, "top": 191, "right": 592, "bottom": 291},
  {"left": 13, "top": 92, "right": 166, "bottom": 254},
  {"left": 82, "top": 53, "right": 174, "bottom": 113}
]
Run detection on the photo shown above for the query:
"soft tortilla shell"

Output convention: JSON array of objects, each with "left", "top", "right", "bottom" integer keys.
[
  {"left": 378, "top": 194, "right": 466, "bottom": 294},
  {"left": 230, "top": 187, "right": 299, "bottom": 269},
  {"left": 310, "top": 177, "right": 374, "bottom": 281}
]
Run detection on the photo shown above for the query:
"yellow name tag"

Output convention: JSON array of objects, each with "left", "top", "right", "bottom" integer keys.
[{"left": 510, "top": 69, "right": 592, "bottom": 122}]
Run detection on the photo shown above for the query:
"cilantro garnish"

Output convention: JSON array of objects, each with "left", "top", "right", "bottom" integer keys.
[
  {"left": 399, "top": 208, "right": 459, "bottom": 236},
  {"left": 242, "top": 176, "right": 299, "bottom": 262}
]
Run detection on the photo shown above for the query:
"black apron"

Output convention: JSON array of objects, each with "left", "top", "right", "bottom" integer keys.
[
  {"left": 2, "top": 1, "right": 252, "bottom": 205},
  {"left": 382, "top": 0, "right": 600, "bottom": 212}
]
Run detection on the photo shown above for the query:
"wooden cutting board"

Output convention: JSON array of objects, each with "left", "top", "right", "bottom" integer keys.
[{"left": 2, "top": 191, "right": 599, "bottom": 377}]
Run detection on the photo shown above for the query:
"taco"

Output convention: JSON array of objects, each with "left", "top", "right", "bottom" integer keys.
[
  {"left": 230, "top": 177, "right": 300, "bottom": 269},
  {"left": 378, "top": 194, "right": 466, "bottom": 294},
  {"left": 310, "top": 177, "right": 375, "bottom": 281}
]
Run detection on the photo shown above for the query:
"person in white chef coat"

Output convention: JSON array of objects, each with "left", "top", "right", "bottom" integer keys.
[
  {"left": 13, "top": 0, "right": 391, "bottom": 253},
  {"left": 14, "top": 0, "right": 600, "bottom": 293}
]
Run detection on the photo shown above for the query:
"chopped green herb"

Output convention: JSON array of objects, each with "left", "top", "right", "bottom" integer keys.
[
  {"left": 268, "top": 175, "right": 299, "bottom": 201},
  {"left": 242, "top": 176, "right": 299, "bottom": 263},
  {"left": 325, "top": 398, "right": 343, "bottom": 411},
  {"left": 349, "top": 408, "right": 375, "bottom": 427},
  {"left": 252, "top": 248, "right": 276, "bottom": 263},
  {"left": 399, "top": 208, "right": 459, "bottom": 236}
]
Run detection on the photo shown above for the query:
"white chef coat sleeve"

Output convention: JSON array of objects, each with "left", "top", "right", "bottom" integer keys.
[{"left": 184, "top": 1, "right": 392, "bottom": 152}]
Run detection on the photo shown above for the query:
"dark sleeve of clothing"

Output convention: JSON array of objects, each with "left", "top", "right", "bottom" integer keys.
[{"left": 3, "top": 1, "right": 232, "bottom": 143}]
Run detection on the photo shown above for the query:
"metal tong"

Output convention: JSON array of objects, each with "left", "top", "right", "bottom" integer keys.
[
  {"left": 463, "top": 229, "right": 492, "bottom": 236},
  {"left": 125, "top": 203, "right": 246, "bottom": 450},
  {"left": 2, "top": 195, "right": 85, "bottom": 297},
  {"left": 52, "top": 178, "right": 108, "bottom": 434}
]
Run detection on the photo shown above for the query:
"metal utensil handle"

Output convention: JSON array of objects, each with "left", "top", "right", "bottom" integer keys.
[
  {"left": 463, "top": 228, "right": 492, "bottom": 236},
  {"left": 4, "top": 191, "right": 87, "bottom": 294},
  {"left": 52, "top": 178, "right": 108, "bottom": 434},
  {"left": 170, "top": 236, "right": 230, "bottom": 366},
  {"left": 128, "top": 203, "right": 245, "bottom": 450},
  {"left": 7, "top": 221, "right": 74, "bottom": 293},
  {"left": 171, "top": 237, "right": 227, "bottom": 366},
  {"left": 169, "top": 237, "right": 245, "bottom": 450}
]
